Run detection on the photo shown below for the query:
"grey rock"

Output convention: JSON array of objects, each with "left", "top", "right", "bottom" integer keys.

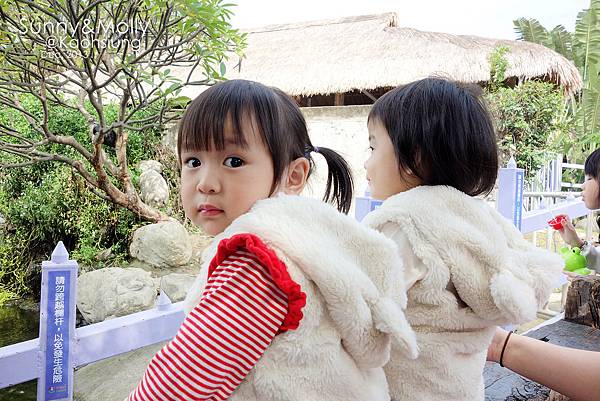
[
  {"left": 129, "top": 221, "right": 192, "bottom": 269},
  {"left": 77, "top": 267, "right": 156, "bottom": 324},
  {"left": 138, "top": 160, "right": 164, "bottom": 174},
  {"left": 138, "top": 160, "right": 169, "bottom": 208}
]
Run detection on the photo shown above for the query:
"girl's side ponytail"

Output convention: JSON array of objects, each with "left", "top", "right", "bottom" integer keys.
[
  {"left": 270, "top": 86, "right": 354, "bottom": 213},
  {"left": 315, "top": 147, "right": 354, "bottom": 214}
]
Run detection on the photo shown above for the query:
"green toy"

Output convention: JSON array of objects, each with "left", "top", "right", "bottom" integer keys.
[{"left": 559, "top": 246, "right": 592, "bottom": 275}]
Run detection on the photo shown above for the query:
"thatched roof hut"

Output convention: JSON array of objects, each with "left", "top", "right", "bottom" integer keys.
[{"left": 218, "top": 12, "right": 581, "bottom": 102}]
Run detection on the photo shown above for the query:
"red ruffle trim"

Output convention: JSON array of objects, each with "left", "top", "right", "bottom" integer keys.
[{"left": 208, "top": 233, "right": 306, "bottom": 333}]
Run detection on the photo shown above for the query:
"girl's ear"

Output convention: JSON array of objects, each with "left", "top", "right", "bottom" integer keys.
[{"left": 283, "top": 157, "right": 310, "bottom": 195}]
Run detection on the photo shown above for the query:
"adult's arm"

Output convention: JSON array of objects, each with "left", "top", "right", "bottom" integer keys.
[{"left": 487, "top": 327, "right": 600, "bottom": 401}]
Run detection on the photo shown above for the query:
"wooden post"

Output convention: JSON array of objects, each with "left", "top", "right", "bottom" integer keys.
[
  {"left": 334, "top": 93, "right": 344, "bottom": 106},
  {"left": 564, "top": 275, "right": 600, "bottom": 329}
]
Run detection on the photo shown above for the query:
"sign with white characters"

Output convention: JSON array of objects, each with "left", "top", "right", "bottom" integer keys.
[{"left": 38, "top": 242, "right": 77, "bottom": 401}]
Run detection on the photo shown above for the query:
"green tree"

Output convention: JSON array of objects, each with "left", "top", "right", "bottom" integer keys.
[
  {"left": 0, "top": 0, "right": 245, "bottom": 221},
  {"left": 486, "top": 46, "right": 573, "bottom": 179},
  {"left": 0, "top": 97, "right": 168, "bottom": 301},
  {"left": 486, "top": 81, "right": 572, "bottom": 176},
  {"left": 513, "top": 0, "right": 600, "bottom": 161}
]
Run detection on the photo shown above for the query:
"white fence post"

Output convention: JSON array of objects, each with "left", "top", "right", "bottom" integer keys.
[
  {"left": 552, "top": 154, "right": 563, "bottom": 192},
  {"left": 37, "top": 241, "right": 77, "bottom": 401}
]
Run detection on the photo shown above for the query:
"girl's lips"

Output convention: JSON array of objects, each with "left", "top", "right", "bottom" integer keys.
[
  {"left": 199, "top": 204, "right": 223, "bottom": 216},
  {"left": 200, "top": 209, "right": 223, "bottom": 216}
]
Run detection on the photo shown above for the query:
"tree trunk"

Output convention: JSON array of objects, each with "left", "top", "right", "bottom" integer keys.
[
  {"left": 123, "top": 195, "right": 165, "bottom": 223},
  {"left": 564, "top": 275, "right": 600, "bottom": 329}
]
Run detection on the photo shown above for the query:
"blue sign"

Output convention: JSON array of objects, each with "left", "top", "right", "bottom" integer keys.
[
  {"left": 44, "top": 271, "right": 71, "bottom": 400},
  {"left": 514, "top": 170, "right": 524, "bottom": 230},
  {"left": 370, "top": 200, "right": 383, "bottom": 211}
]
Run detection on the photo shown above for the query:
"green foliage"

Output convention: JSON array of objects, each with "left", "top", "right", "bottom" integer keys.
[
  {"left": 486, "top": 45, "right": 573, "bottom": 178},
  {"left": 513, "top": 18, "right": 552, "bottom": 45},
  {"left": 486, "top": 81, "right": 573, "bottom": 177},
  {"left": 0, "top": 0, "right": 240, "bottom": 302},
  {"left": 0, "top": 288, "right": 17, "bottom": 306},
  {"left": 0, "top": 94, "right": 163, "bottom": 168},
  {"left": 0, "top": 98, "right": 169, "bottom": 300},
  {"left": 489, "top": 46, "right": 510, "bottom": 89},
  {"left": 0, "top": 165, "right": 148, "bottom": 299},
  {"left": 513, "top": 1, "right": 600, "bottom": 163}
]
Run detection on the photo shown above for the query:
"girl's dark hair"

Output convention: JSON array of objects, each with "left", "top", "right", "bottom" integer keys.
[
  {"left": 585, "top": 149, "right": 600, "bottom": 233},
  {"left": 585, "top": 149, "right": 600, "bottom": 242},
  {"left": 584, "top": 148, "right": 600, "bottom": 179},
  {"left": 177, "top": 79, "right": 354, "bottom": 213},
  {"left": 368, "top": 77, "right": 499, "bottom": 197}
]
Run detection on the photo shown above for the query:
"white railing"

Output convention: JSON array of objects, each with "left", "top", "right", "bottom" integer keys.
[
  {"left": 528, "top": 154, "right": 585, "bottom": 195},
  {"left": 522, "top": 155, "right": 595, "bottom": 250},
  {"left": 0, "top": 243, "right": 185, "bottom": 401}
]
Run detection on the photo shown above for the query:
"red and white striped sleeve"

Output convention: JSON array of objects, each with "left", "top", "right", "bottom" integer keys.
[{"left": 126, "top": 233, "right": 306, "bottom": 401}]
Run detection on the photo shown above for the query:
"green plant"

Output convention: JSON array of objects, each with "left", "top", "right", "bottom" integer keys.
[
  {"left": 513, "top": 1, "right": 600, "bottom": 163},
  {"left": 489, "top": 46, "right": 510, "bottom": 90},
  {"left": 0, "top": 288, "right": 17, "bottom": 306},
  {"left": 486, "top": 45, "right": 573, "bottom": 177},
  {"left": 0, "top": 98, "right": 175, "bottom": 300},
  {"left": 486, "top": 81, "right": 573, "bottom": 177},
  {"left": 0, "top": 165, "right": 150, "bottom": 299}
]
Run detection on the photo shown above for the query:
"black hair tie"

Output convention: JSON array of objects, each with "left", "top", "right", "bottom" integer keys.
[{"left": 304, "top": 145, "right": 320, "bottom": 158}]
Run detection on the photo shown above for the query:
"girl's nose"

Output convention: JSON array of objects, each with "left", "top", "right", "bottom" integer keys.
[{"left": 196, "top": 170, "right": 221, "bottom": 194}]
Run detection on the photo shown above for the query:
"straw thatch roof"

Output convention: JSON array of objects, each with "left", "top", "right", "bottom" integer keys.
[{"left": 220, "top": 12, "right": 581, "bottom": 96}]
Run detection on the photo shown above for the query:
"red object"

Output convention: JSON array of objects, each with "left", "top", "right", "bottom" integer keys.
[
  {"left": 548, "top": 214, "right": 568, "bottom": 230},
  {"left": 209, "top": 233, "right": 306, "bottom": 332}
]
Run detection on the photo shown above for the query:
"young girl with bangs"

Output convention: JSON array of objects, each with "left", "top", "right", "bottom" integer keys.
[
  {"left": 555, "top": 148, "right": 600, "bottom": 272},
  {"left": 125, "top": 79, "right": 417, "bottom": 401},
  {"left": 361, "top": 77, "right": 564, "bottom": 401}
]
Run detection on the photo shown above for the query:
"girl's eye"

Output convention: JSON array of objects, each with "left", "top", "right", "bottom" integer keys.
[
  {"left": 224, "top": 157, "right": 244, "bottom": 168},
  {"left": 184, "top": 158, "right": 201, "bottom": 168},
  {"left": 368, "top": 146, "right": 374, "bottom": 152}
]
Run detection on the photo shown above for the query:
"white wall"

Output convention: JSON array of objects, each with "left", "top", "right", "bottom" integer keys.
[{"left": 301, "top": 105, "right": 371, "bottom": 215}]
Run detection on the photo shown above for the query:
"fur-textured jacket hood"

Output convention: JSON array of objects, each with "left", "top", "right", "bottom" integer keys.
[
  {"left": 363, "top": 185, "right": 563, "bottom": 327},
  {"left": 184, "top": 194, "right": 418, "bottom": 401}
]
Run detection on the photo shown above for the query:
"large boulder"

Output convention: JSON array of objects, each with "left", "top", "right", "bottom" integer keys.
[
  {"left": 77, "top": 267, "right": 156, "bottom": 323},
  {"left": 139, "top": 160, "right": 169, "bottom": 209},
  {"left": 129, "top": 220, "right": 192, "bottom": 269}
]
